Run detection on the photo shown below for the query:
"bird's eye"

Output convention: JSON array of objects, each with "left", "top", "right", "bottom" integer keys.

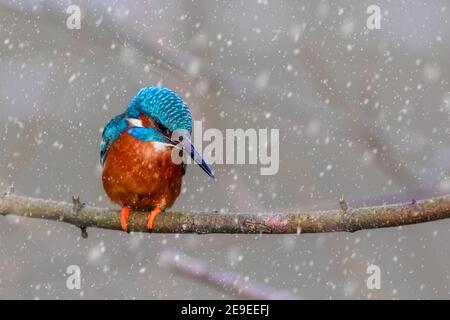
[{"left": 155, "top": 119, "right": 171, "bottom": 137}]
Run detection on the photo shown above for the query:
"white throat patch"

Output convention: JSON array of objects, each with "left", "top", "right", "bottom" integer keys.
[{"left": 126, "top": 117, "right": 144, "bottom": 128}]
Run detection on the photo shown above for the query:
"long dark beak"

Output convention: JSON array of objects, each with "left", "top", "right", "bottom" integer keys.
[{"left": 179, "top": 135, "right": 216, "bottom": 180}]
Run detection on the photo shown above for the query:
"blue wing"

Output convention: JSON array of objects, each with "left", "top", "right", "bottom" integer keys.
[
  {"left": 100, "top": 113, "right": 127, "bottom": 165},
  {"left": 127, "top": 127, "right": 173, "bottom": 144}
]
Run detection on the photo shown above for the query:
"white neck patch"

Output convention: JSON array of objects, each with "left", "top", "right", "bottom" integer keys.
[{"left": 126, "top": 117, "right": 144, "bottom": 128}]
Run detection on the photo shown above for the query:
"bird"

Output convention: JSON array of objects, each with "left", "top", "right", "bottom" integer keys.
[{"left": 100, "top": 87, "right": 215, "bottom": 232}]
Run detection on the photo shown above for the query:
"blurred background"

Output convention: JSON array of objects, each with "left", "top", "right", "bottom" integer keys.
[{"left": 0, "top": 0, "right": 449, "bottom": 299}]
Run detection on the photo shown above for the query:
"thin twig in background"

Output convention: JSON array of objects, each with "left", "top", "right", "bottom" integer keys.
[
  {"left": 159, "top": 250, "right": 299, "bottom": 300},
  {"left": 301, "top": 45, "right": 418, "bottom": 189},
  {"left": 1, "top": 193, "right": 450, "bottom": 234}
]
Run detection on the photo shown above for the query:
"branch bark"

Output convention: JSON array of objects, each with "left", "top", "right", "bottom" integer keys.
[{"left": 2, "top": 193, "right": 450, "bottom": 234}]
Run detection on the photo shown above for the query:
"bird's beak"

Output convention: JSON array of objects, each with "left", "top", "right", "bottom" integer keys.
[{"left": 179, "top": 135, "right": 216, "bottom": 180}]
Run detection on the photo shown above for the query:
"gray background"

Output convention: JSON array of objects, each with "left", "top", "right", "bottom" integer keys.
[{"left": 0, "top": 0, "right": 449, "bottom": 299}]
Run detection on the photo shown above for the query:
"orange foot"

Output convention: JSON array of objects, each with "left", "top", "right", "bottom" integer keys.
[
  {"left": 120, "top": 207, "right": 131, "bottom": 232},
  {"left": 146, "top": 207, "right": 162, "bottom": 232}
]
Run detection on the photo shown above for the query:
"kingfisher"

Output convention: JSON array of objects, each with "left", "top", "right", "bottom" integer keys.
[{"left": 100, "top": 87, "right": 215, "bottom": 232}]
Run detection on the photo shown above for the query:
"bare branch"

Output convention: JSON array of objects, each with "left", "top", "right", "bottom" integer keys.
[
  {"left": 1, "top": 194, "right": 450, "bottom": 234},
  {"left": 159, "top": 250, "right": 299, "bottom": 300}
]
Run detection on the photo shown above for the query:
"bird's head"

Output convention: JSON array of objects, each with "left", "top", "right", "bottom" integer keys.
[{"left": 125, "top": 87, "right": 215, "bottom": 180}]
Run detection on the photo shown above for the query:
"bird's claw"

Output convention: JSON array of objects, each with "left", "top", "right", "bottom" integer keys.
[
  {"left": 120, "top": 207, "right": 131, "bottom": 232},
  {"left": 146, "top": 207, "right": 162, "bottom": 232}
]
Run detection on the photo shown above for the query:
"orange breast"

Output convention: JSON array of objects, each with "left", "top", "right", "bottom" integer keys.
[{"left": 102, "top": 132, "right": 183, "bottom": 211}]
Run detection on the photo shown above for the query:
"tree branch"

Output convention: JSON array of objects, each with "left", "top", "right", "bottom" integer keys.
[
  {"left": 2, "top": 193, "right": 450, "bottom": 234},
  {"left": 159, "top": 250, "right": 299, "bottom": 299}
]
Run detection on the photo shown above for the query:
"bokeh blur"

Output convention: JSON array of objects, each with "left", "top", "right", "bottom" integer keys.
[{"left": 0, "top": 0, "right": 449, "bottom": 299}]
